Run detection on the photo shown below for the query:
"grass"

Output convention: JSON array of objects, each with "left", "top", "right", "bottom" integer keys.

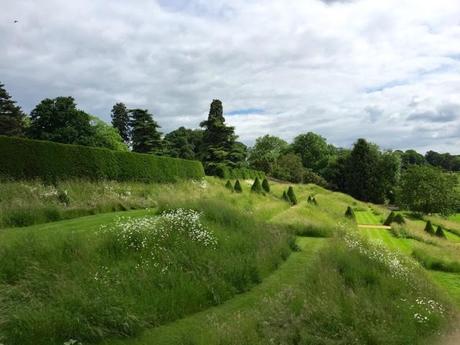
[{"left": 355, "top": 210, "right": 383, "bottom": 225}]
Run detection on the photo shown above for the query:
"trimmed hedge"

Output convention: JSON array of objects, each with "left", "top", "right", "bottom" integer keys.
[
  {"left": 0, "top": 136, "right": 205, "bottom": 182},
  {"left": 206, "top": 163, "right": 265, "bottom": 180}
]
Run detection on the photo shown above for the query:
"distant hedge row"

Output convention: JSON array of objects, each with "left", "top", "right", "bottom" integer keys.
[
  {"left": 0, "top": 136, "right": 205, "bottom": 182},
  {"left": 206, "top": 163, "right": 265, "bottom": 179}
]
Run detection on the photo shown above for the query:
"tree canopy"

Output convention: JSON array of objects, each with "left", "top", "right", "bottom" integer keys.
[
  {"left": 291, "top": 132, "right": 332, "bottom": 173},
  {"left": 129, "top": 109, "right": 163, "bottom": 154},
  {"left": 0, "top": 82, "right": 26, "bottom": 137},
  {"left": 248, "top": 135, "right": 288, "bottom": 174},
  {"left": 110, "top": 102, "right": 130, "bottom": 144},
  {"left": 164, "top": 127, "right": 203, "bottom": 160}
]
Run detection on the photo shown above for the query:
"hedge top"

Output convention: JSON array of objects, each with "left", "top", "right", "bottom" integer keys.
[{"left": 0, "top": 136, "right": 205, "bottom": 182}]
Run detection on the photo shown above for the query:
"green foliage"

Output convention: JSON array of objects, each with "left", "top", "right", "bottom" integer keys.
[
  {"left": 0, "top": 82, "right": 26, "bottom": 137},
  {"left": 225, "top": 180, "right": 233, "bottom": 191},
  {"left": 234, "top": 180, "right": 243, "bottom": 193},
  {"left": 424, "top": 221, "right": 435, "bottom": 235},
  {"left": 88, "top": 116, "right": 129, "bottom": 151},
  {"left": 164, "top": 127, "right": 203, "bottom": 160},
  {"left": 302, "top": 168, "right": 329, "bottom": 187},
  {"left": 384, "top": 211, "right": 395, "bottom": 225},
  {"left": 248, "top": 135, "right": 288, "bottom": 174},
  {"left": 397, "top": 165, "right": 458, "bottom": 215},
  {"left": 291, "top": 132, "right": 331, "bottom": 173},
  {"left": 307, "top": 195, "right": 318, "bottom": 206},
  {"left": 28, "top": 96, "right": 93, "bottom": 145},
  {"left": 345, "top": 206, "right": 355, "bottom": 219},
  {"left": 251, "top": 177, "right": 263, "bottom": 194},
  {"left": 282, "top": 191, "right": 289, "bottom": 202},
  {"left": 261, "top": 178, "right": 270, "bottom": 193},
  {"left": 412, "top": 249, "right": 460, "bottom": 272},
  {"left": 0, "top": 136, "right": 204, "bottom": 183},
  {"left": 206, "top": 163, "right": 264, "bottom": 180},
  {"left": 110, "top": 102, "right": 130, "bottom": 144},
  {"left": 435, "top": 225, "right": 446, "bottom": 239},
  {"left": 272, "top": 153, "right": 304, "bottom": 183},
  {"left": 129, "top": 109, "right": 163, "bottom": 154},
  {"left": 393, "top": 213, "right": 405, "bottom": 224},
  {"left": 287, "top": 186, "right": 297, "bottom": 205}
]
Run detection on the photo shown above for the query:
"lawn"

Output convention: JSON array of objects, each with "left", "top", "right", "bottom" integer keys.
[{"left": 354, "top": 210, "right": 383, "bottom": 225}]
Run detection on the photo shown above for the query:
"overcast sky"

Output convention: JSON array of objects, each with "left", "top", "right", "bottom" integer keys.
[{"left": 1, "top": 0, "right": 460, "bottom": 153}]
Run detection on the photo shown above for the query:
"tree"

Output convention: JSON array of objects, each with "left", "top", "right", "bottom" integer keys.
[
  {"left": 399, "top": 149, "right": 426, "bottom": 169},
  {"left": 272, "top": 153, "right": 304, "bottom": 183},
  {"left": 262, "top": 178, "right": 270, "bottom": 193},
  {"left": 248, "top": 135, "right": 288, "bottom": 174},
  {"left": 345, "top": 206, "right": 355, "bottom": 219},
  {"left": 225, "top": 180, "right": 234, "bottom": 191},
  {"left": 282, "top": 190, "right": 290, "bottom": 202},
  {"left": 0, "top": 82, "right": 26, "bottom": 136},
  {"left": 435, "top": 225, "right": 446, "bottom": 238},
  {"left": 110, "top": 103, "right": 130, "bottom": 144},
  {"left": 130, "top": 109, "right": 163, "bottom": 154},
  {"left": 322, "top": 149, "right": 350, "bottom": 191},
  {"left": 424, "top": 221, "right": 435, "bottom": 235},
  {"left": 164, "top": 127, "right": 203, "bottom": 160},
  {"left": 384, "top": 212, "right": 395, "bottom": 226},
  {"left": 287, "top": 186, "right": 297, "bottom": 205},
  {"left": 234, "top": 180, "right": 243, "bottom": 193},
  {"left": 200, "top": 100, "right": 242, "bottom": 168},
  {"left": 87, "top": 116, "right": 128, "bottom": 151},
  {"left": 291, "top": 132, "right": 331, "bottom": 173},
  {"left": 396, "top": 165, "right": 458, "bottom": 215},
  {"left": 251, "top": 177, "right": 263, "bottom": 193},
  {"left": 28, "top": 97, "right": 93, "bottom": 145}
]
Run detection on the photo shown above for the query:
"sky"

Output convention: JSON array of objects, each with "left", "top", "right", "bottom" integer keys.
[{"left": 1, "top": 0, "right": 460, "bottom": 153}]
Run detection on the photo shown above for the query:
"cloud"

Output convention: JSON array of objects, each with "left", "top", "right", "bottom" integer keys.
[{"left": 1, "top": 0, "right": 460, "bottom": 153}]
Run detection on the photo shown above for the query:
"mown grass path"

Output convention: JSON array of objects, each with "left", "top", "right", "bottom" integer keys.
[
  {"left": 355, "top": 210, "right": 383, "bottom": 225},
  {"left": 104, "top": 237, "right": 326, "bottom": 345}
]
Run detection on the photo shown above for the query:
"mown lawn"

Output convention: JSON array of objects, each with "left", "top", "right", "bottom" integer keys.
[{"left": 355, "top": 210, "right": 383, "bottom": 225}]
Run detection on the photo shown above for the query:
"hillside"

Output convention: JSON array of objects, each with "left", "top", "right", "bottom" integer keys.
[{"left": 0, "top": 177, "right": 459, "bottom": 344}]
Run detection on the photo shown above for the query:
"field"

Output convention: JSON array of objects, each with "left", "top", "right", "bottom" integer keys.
[{"left": 0, "top": 177, "right": 458, "bottom": 344}]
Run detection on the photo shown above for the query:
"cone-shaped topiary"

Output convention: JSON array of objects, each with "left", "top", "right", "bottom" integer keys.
[
  {"left": 384, "top": 212, "right": 395, "bottom": 226},
  {"left": 251, "top": 177, "right": 263, "bottom": 193},
  {"left": 345, "top": 206, "right": 355, "bottom": 219},
  {"left": 225, "top": 180, "right": 234, "bottom": 191},
  {"left": 307, "top": 196, "right": 312, "bottom": 203},
  {"left": 424, "top": 220, "right": 434, "bottom": 234},
  {"left": 234, "top": 179, "right": 243, "bottom": 193},
  {"left": 435, "top": 225, "right": 446, "bottom": 238},
  {"left": 262, "top": 178, "right": 270, "bottom": 193},
  {"left": 312, "top": 197, "right": 318, "bottom": 206},
  {"left": 282, "top": 190, "right": 290, "bottom": 202},
  {"left": 393, "top": 214, "right": 405, "bottom": 225},
  {"left": 287, "top": 186, "right": 297, "bottom": 205}
]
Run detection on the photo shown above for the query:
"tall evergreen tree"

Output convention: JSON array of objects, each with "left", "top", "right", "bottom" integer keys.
[
  {"left": 0, "top": 82, "right": 26, "bottom": 136},
  {"left": 129, "top": 109, "right": 163, "bottom": 154},
  {"left": 200, "top": 99, "right": 241, "bottom": 168},
  {"left": 164, "top": 127, "right": 203, "bottom": 160},
  {"left": 110, "top": 103, "right": 130, "bottom": 144}
]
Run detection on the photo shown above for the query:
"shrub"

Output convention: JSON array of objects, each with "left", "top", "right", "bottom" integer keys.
[
  {"left": 412, "top": 249, "right": 460, "bottom": 272},
  {"left": 287, "top": 186, "right": 297, "bottom": 205},
  {"left": 307, "top": 195, "right": 318, "bottom": 205},
  {"left": 393, "top": 213, "right": 405, "bottom": 224},
  {"left": 261, "top": 178, "right": 270, "bottom": 193},
  {"left": 234, "top": 180, "right": 243, "bottom": 193},
  {"left": 0, "top": 136, "right": 204, "bottom": 182},
  {"left": 435, "top": 225, "right": 446, "bottom": 239},
  {"left": 384, "top": 211, "right": 395, "bottom": 225},
  {"left": 424, "top": 220, "right": 435, "bottom": 235},
  {"left": 225, "top": 180, "right": 234, "bottom": 191},
  {"left": 282, "top": 191, "right": 290, "bottom": 202},
  {"left": 345, "top": 206, "right": 355, "bottom": 219},
  {"left": 251, "top": 177, "right": 263, "bottom": 194}
]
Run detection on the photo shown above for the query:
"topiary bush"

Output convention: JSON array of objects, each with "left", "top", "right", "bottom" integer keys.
[
  {"left": 262, "top": 178, "right": 270, "bottom": 193},
  {"left": 287, "top": 186, "right": 297, "bottom": 205},
  {"left": 435, "top": 225, "right": 446, "bottom": 238},
  {"left": 282, "top": 190, "right": 290, "bottom": 202},
  {"left": 424, "top": 220, "right": 435, "bottom": 235},
  {"left": 0, "top": 136, "right": 205, "bottom": 182},
  {"left": 225, "top": 180, "right": 234, "bottom": 191},
  {"left": 384, "top": 211, "right": 395, "bottom": 226},
  {"left": 251, "top": 177, "right": 263, "bottom": 194},
  {"left": 345, "top": 206, "right": 355, "bottom": 220},
  {"left": 393, "top": 213, "right": 405, "bottom": 225},
  {"left": 234, "top": 180, "right": 243, "bottom": 193},
  {"left": 307, "top": 195, "right": 318, "bottom": 206}
]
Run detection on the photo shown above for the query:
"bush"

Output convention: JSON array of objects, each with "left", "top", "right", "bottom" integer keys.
[
  {"left": 206, "top": 163, "right": 264, "bottom": 180},
  {"left": 435, "top": 225, "right": 446, "bottom": 238},
  {"left": 345, "top": 206, "right": 355, "bottom": 219},
  {"left": 225, "top": 180, "right": 234, "bottom": 191},
  {"left": 393, "top": 213, "right": 405, "bottom": 224},
  {"left": 282, "top": 191, "right": 290, "bottom": 202},
  {"left": 424, "top": 220, "right": 435, "bottom": 235},
  {"left": 261, "top": 178, "right": 270, "bottom": 193},
  {"left": 384, "top": 211, "right": 395, "bottom": 226},
  {"left": 287, "top": 186, "right": 297, "bottom": 205},
  {"left": 302, "top": 168, "right": 329, "bottom": 187},
  {"left": 234, "top": 180, "right": 243, "bottom": 193},
  {"left": 251, "top": 177, "right": 263, "bottom": 194},
  {"left": 307, "top": 195, "right": 318, "bottom": 205},
  {"left": 0, "top": 136, "right": 204, "bottom": 182}
]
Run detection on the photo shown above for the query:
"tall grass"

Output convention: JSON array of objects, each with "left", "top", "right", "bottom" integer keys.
[{"left": 0, "top": 199, "right": 292, "bottom": 345}]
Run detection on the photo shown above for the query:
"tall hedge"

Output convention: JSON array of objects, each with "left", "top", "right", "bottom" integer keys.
[
  {"left": 206, "top": 163, "right": 264, "bottom": 180},
  {"left": 0, "top": 136, "right": 205, "bottom": 182}
]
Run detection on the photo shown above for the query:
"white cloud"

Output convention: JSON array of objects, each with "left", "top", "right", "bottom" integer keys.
[{"left": 1, "top": 0, "right": 460, "bottom": 153}]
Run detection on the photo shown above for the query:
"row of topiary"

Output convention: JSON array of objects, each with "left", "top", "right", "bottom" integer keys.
[{"left": 424, "top": 221, "right": 446, "bottom": 238}]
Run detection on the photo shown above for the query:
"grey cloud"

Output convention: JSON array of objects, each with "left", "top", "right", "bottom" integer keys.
[{"left": 407, "top": 103, "right": 460, "bottom": 123}]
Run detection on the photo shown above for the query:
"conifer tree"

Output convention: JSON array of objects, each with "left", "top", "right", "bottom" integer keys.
[
  {"left": 234, "top": 179, "right": 243, "bottom": 193},
  {"left": 287, "top": 186, "right": 297, "bottom": 205},
  {"left": 225, "top": 180, "right": 234, "bottom": 191},
  {"left": 345, "top": 206, "right": 355, "bottom": 219},
  {"left": 384, "top": 212, "right": 395, "bottom": 226},
  {"left": 251, "top": 177, "right": 263, "bottom": 193},
  {"left": 262, "top": 178, "right": 270, "bottom": 193},
  {"left": 111, "top": 102, "right": 130, "bottom": 144},
  {"left": 424, "top": 220, "right": 434, "bottom": 235},
  {"left": 435, "top": 225, "right": 446, "bottom": 238},
  {"left": 0, "top": 82, "right": 26, "bottom": 136},
  {"left": 129, "top": 109, "right": 163, "bottom": 154}
]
